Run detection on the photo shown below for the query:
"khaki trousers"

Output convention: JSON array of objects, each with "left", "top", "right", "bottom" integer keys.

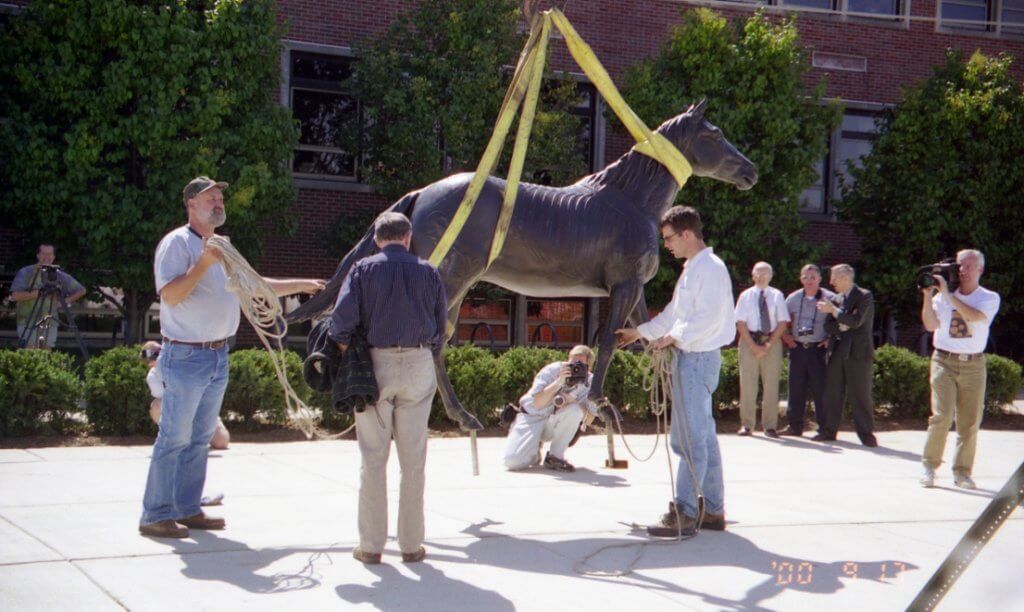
[
  {"left": 356, "top": 347, "right": 437, "bottom": 554},
  {"left": 739, "top": 340, "right": 783, "bottom": 430},
  {"left": 922, "top": 352, "right": 986, "bottom": 476}
]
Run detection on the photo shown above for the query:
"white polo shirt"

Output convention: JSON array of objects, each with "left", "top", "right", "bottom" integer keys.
[
  {"left": 931, "top": 287, "right": 1000, "bottom": 354},
  {"left": 154, "top": 225, "right": 240, "bottom": 342},
  {"left": 637, "top": 246, "right": 736, "bottom": 352},
  {"left": 734, "top": 285, "right": 790, "bottom": 333}
]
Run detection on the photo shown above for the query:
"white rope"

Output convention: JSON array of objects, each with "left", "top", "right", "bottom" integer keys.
[{"left": 206, "top": 236, "right": 353, "bottom": 439}]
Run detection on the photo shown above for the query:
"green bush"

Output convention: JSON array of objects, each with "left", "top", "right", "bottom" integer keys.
[
  {"left": 985, "top": 354, "right": 1023, "bottom": 416},
  {"left": 84, "top": 346, "right": 156, "bottom": 436},
  {"left": 432, "top": 345, "right": 505, "bottom": 428},
  {"left": 0, "top": 349, "right": 83, "bottom": 436},
  {"left": 713, "top": 348, "right": 741, "bottom": 411},
  {"left": 222, "top": 349, "right": 311, "bottom": 430},
  {"left": 872, "top": 345, "right": 931, "bottom": 418},
  {"left": 601, "top": 349, "right": 652, "bottom": 418}
]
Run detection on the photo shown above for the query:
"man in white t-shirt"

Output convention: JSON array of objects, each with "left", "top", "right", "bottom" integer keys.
[
  {"left": 139, "top": 176, "right": 323, "bottom": 539},
  {"left": 734, "top": 262, "right": 790, "bottom": 438},
  {"left": 919, "top": 249, "right": 1000, "bottom": 490}
]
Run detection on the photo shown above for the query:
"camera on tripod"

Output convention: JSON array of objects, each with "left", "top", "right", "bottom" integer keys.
[
  {"left": 916, "top": 259, "right": 959, "bottom": 292},
  {"left": 35, "top": 264, "right": 62, "bottom": 291}
]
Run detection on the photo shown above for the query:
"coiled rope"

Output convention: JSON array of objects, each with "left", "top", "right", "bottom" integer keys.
[
  {"left": 573, "top": 343, "right": 705, "bottom": 577},
  {"left": 206, "top": 235, "right": 352, "bottom": 439}
]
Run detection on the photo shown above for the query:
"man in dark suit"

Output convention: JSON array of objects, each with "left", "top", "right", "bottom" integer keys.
[{"left": 814, "top": 264, "right": 878, "bottom": 447}]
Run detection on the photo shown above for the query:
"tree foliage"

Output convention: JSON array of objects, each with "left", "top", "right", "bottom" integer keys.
[
  {"left": 346, "top": 0, "right": 589, "bottom": 201},
  {"left": 0, "top": 0, "right": 298, "bottom": 342},
  {"left": 619, "top": 9, "right": 840, "bottom": 306},
  {"left": 839, "top": 51, "right": 1024, "bottom": 357}
]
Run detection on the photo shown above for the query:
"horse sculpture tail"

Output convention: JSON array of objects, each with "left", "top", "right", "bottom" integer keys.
[{"left": 286, "top": 189, "right": 421, "bottom": 323}]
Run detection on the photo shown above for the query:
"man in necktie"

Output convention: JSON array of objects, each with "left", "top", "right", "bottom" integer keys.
[{"left": 734, "top": 262, "right": 790, "bottom": 438}]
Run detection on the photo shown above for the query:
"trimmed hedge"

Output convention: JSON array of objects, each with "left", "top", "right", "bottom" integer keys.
[
  {"left": 872, "top": 345, "right": 932, "bottom": 419},
  {"left": 221, "top": 349, "right": 313, "bottom": 430},
  {"left": 0, "top": 349, "right": 83, "bottom": 436},
  {"left": 984, "top": 354, "right": 1023, "bottom": 416},
  {"left": 84, "top": 346, "right": 156, "bottom": 436}
]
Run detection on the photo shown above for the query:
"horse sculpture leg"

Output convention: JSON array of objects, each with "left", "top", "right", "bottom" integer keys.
[
  {"left": 589, "top": 277, "right": 645, "bottom": 402},
  {"left": 433, "top": 287, "right": 484, "bottom": 432}
]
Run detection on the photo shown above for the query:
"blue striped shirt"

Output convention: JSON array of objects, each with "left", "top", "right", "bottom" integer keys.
[{"left": 329, "top": 244, "right": 448, "bottom": 354}]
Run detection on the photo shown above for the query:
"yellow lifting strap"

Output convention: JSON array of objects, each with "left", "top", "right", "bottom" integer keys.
[{"left": 428, "top": 8, "right": 693, "bottom": 270}]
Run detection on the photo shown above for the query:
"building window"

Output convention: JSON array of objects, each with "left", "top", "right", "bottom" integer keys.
[
  {"left": 800, "top": 108, "right": 882, "bottom": 216},
  {"left": 754, "top": 0, "right": 904, "bottom": 16},
  {"left": 289, "top": 51, "right": 362, "bottom": 181},
  {"left": 457, "top": 297, "right": 513, "bottom": 348},
  {"left": 570, "top": 81, "right": 599, "bottom": 172},
  {"left": 527, "top": 299, "right": 585, "bottom": 347},
  {"left": 941, "top": 0, "right": 1024, "bottom": 33}
]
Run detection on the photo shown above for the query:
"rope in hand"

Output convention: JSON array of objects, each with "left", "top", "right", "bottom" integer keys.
[
  {"left": 206, "top": 235, "right": 353, "bottom": 439},
  {"left": 573, "top": 343, "right": 705, "bottom": 577}
]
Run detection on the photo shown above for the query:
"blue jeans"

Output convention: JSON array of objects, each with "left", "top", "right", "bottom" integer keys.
[
  {"left": 669, "top": 349, "right": 725, "bottom": 517},
  {"left": 140, "top": 343, "right": 228, "bottom": 525}
]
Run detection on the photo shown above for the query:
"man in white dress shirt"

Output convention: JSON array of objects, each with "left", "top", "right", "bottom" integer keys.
[
  {"left": 616, "top": 206, "right": 736, "bottom": 536},
  {"left": 734, "top": 262, "right": 790, "bottom": 438}
]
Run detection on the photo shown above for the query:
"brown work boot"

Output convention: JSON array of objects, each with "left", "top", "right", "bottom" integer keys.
[
  {"left": 401, "top": 547, "right": 426, "bottom": 563},
  {"left": 177, "top": 512, "right": 225, "bottom": 530},
  {"left": 647, "top": 502, "right": 696, "bottom": 537},
  {"left": 139, "top": 519, "right": 189, "bottom": 539},
  {"left": 353, "top": 547, "right": 382, "bottom": 565},
  {"left": 701, "top": 511, "right": 727, "bottom": 531}
]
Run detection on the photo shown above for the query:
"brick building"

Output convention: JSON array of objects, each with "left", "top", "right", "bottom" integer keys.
[{"left": 2, "top": 0, "right": 1022, "bottom": 351}]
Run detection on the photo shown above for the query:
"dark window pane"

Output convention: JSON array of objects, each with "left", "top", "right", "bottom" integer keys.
[
  {"left": 291, "top": 52, "right": 354, "bottom": 83},
  {"left": 293, "top": 150, "right": 355, "bottom": 177},
  {"left": 784, "top": 0, "right": 834, "bottom": 9},
  {"left": 292, "top": 89, "right": 356, "bottom": 147},
  {"left": 848, "top": 0, "right": 899, "bottom": 14},
  {"left": 1002, "top": 0, "right": 1024, "bottom": 32},
  {"left": 942, "top": 0, "right": 989, "bottom": 28}
]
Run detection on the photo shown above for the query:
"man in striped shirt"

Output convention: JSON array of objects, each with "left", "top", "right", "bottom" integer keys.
[{"left": 329, "top": 211, "right": 447, "bottom": 565}]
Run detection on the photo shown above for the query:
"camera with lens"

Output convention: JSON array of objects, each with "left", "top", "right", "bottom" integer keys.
[
  {"left": 553, "top": 393, "right": 568, "bottom": 409},
  {"left": 796, "top": 325, "right": 814, "bottom": 338},
  {"left": 37, "top": 263, "right": 61, "bottom": 285},
  {"left": 565, "top": 359, "right": 588, "bottom": 387},
  {"left": 916, "top": 258, "right": 959, "bottom": 293}
]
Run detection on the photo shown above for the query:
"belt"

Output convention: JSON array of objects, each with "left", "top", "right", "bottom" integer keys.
[
  {"left": 795, "top": 342, "right": 825, "bottom": 349},
  {"left": 163, "top": 337, "right": 230, "bottom": 350},
  {"left": 934, "top": 349, "right": 983, "bottom": 362}
]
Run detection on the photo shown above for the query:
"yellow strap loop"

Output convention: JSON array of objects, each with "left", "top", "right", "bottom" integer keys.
[{"left": 429, "top": 8, "right": 692, "bottom": 270}]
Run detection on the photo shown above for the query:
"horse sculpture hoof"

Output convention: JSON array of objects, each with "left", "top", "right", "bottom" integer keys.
[
  {"left": 458, "top": 413, "right": 484, "bottom": 432},
  {"left": 596, "top": 400, "right": 621, "bottom": 425}
]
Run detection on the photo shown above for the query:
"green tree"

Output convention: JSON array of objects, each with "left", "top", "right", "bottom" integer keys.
[
  {"left": 839, "top": 51, "right": 1024, "bottom": 358},
  {"left": 619, "top": 9, "right": 840, "bottom": 306},
  {"left": 346, "top": 0, "right": 589, "bottom": 201},
  {"left": 0, "top": 0, "right": 298, "bottom": 343}
]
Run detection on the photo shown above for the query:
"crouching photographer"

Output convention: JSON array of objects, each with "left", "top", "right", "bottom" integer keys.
[{"left": 503, "top": 345, "right": 597, "bottom": 472}]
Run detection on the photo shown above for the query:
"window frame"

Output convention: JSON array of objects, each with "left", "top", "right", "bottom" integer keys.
[{"left": 937, "top": 0, "right": 1024, "bottom": 36}]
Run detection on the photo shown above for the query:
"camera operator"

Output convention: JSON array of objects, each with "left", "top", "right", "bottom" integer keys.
[
  {"left": 779, "top": 264, "right": 834, "bottom": 437},
  {"left": 919, "top": 249, "right": 1000, "bottom": 490},
  {"left": 503, "top": 345, "right": 597, "bottom": 473},
  {"left": 10, "top": 243, "right": 86, "bottom": 349}
]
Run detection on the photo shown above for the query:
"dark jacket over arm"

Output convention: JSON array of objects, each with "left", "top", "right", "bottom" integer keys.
[{"left": 824, "top": 285, "right": 875, "bottom": 361}]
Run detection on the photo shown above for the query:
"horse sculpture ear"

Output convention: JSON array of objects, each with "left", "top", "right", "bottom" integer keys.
[{"left": 692, "top": 98, "right": 707, "bottom": 119}]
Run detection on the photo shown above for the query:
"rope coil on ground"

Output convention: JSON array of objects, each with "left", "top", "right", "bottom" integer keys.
[{"left": 206, "top": 236, "right": 353, "bottom": 439}]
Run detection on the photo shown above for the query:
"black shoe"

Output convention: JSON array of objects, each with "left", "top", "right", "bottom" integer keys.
[
  {"left": 860, "top": 435, "right": 878, "bottom": 448},
  {"left": 737, "top": 426, "right": 753, "bottom": 436},
  {"left": 811, "top": 433, "right": 836, "bottom": 442},
  {"left": 764, "top": 429, "right": 779, "bottom": 439},
  {"left": 778, "top": 427, "right": 803, "bottom": 437},
  {"left": 543, "top": 452, "right": 575, "bottom": 472},
  {"left": 647, "top": 502, "right": 696, "bottom": 537}
]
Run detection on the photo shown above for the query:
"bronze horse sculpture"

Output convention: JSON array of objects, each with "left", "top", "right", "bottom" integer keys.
[{"left": 289, "top": 100, "right": 758, "bottom": 430}]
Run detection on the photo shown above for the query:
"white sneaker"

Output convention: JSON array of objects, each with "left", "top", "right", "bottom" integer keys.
[
  {"left": 920, "top": 466, "right": 936, "bottom": 488},
  {"left": 954, "top": 474, "right": 976, "bottom": 490}
]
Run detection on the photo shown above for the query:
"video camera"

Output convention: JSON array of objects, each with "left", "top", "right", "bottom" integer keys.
[{"left": 916, "top": 258, "right": 959, "bottom": 293}]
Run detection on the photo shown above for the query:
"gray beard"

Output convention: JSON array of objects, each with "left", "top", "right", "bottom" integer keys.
[{"left": 209, "top": 210, "right": 226, "bottom": 227}]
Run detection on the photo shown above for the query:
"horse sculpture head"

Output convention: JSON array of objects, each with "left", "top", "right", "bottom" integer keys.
[{"left": 661, "top": 99, "right": 758, "bottom": 191}]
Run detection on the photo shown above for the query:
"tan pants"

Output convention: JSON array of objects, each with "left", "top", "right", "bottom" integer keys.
[
  {"left": 922, "top": 352, "right": 986, "bottom": 476},
  {"left": 356, "top": 347, "right": 437, "bottom": 554},
  {"left": 739, "top": 340, "right": 783, "bottom": 430}
]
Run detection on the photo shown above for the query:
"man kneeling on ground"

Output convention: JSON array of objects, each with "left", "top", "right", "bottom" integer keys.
[{"left": 503, "top": 345, "right": 597, "bottom": 472}]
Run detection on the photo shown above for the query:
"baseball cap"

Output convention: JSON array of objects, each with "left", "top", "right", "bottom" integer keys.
[{"left": 182, "top": 176, "right": 229, "bottom": 201}]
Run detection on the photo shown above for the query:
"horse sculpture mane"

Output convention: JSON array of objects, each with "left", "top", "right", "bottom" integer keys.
[{"left": 291, "top": 101, "right": 757, "bottom": 430}]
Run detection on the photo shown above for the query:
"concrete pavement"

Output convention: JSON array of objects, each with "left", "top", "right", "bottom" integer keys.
[{"left": 1, "top": 429, "right": 1021, "bottom": 611}]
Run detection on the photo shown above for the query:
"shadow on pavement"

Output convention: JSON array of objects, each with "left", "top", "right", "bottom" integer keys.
[
  {"left": 335, "top": 562, "right": 514, "bottom": 611},
  {"left": 428, "top": 520, "right": 918, "bottom": 611}
]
